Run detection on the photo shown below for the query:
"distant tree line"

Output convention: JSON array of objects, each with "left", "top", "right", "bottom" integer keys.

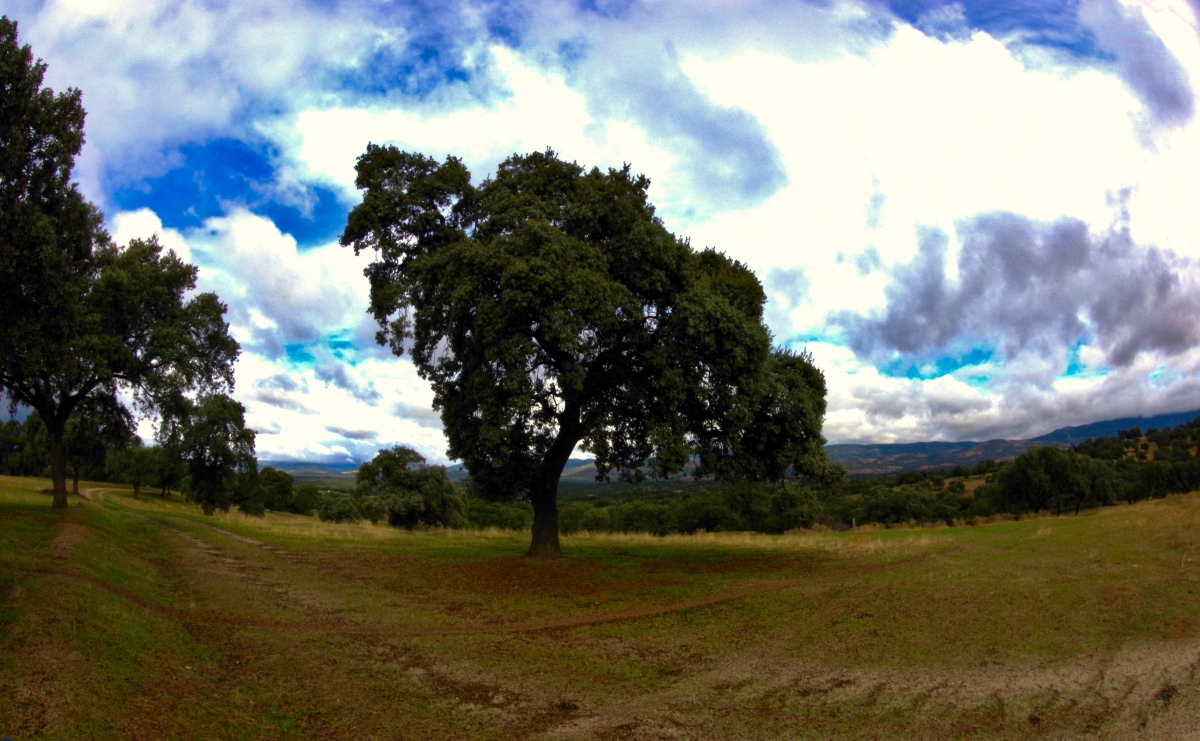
[{"left": 1, "top": 392, "right": 261, "bottom": 516}]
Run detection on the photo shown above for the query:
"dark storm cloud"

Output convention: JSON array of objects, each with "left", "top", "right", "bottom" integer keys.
[
  {"left": 325, "top": 425, "right": 378, "bottom": 441},
  {"left": 833, "top": 212, "right": 1200, "bottom": 367},
  {"left": 248, "top": 374, "right": 314, "bottom": 413},
  {"left": 314, "top": 362, "right": 382, "bottom": 406}
]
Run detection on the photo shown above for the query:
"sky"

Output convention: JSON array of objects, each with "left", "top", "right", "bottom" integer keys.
[{"left": 6, "top": 0, "right": 1200, "bottom": 463}]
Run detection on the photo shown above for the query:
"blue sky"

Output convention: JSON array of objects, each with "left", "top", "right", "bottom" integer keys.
[{"left": 8, "top": 0, "right": 1200, "bottom": 462}]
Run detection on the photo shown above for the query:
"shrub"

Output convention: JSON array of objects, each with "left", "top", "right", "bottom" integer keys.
[
  {"left": 610, "top": 501, "right": 674, "bottom": 535},
  {"left": 291, "top": 484, "right": 322, "bottom": 516},
  {"left": 558, "top": 501, "right": 593, "bottom": 534},
  {"left": 464, "top": 500, "right": 532, "bottom": 530},
  {"left": 577, "top": 505, "right": 613, "bottom": 532},
  {"left": 357, "top": 495, "right": 387, "bottom": 524},
  {"left": 317, "top": 493, "right": 361, "bottom": 523},
  {"left": 676, "top": 493, "right": 742, "bottom": 533}
]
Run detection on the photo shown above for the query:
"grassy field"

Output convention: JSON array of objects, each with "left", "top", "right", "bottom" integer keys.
[{"left": 0, "top": 475, "right": 1197, "bottom": 739}]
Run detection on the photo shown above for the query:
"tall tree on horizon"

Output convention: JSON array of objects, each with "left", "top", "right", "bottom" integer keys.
[{"left": 0, "top": 17, "right": 240, "bottom": 507}]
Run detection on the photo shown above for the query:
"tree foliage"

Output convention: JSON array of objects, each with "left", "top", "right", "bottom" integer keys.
[
  {"left": 106, "top": 442, "right": 157, "bottom": 498},
  {"left": 176, "top": 393, "right": 258, "bottom": 516},
  {"left": 355, "top": 445, "right": 464, "bottom": 529},
  {"left": 342, "top": 147, "right": 827, "bottom": 555},
  {"left": 0, "top": 19, "right": 239, "bottom": 506},
  {"left": 63, "top": 391, "right": 135, "bottom": 494}
]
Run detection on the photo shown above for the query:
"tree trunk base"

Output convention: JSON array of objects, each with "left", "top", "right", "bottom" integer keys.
[
  {"left": 527, "top": 515, "right": 562, "bottom": 558},
  {"left": 202, "top": 504, "right": 215, "bottom": 516}
]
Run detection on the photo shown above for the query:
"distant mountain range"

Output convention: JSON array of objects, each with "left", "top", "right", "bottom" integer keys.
[
  {"left": 826, "top": 408, "right": 1200, "bottom": 477},
  {"left": 264, "top": 408, "right": 1200, "bottom": 482}
]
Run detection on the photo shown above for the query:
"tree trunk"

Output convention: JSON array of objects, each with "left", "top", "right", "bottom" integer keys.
[
  {"left": 47, "top": 425, "right": 69, "bottom": 509},
  {"left": 202, "top": 503, "right": 215, "bottom": 516},
  {"left": 527, "top": 405, "right": 582, "bottom": 559},
  {"left": 72, "top": 465, "right": 80, "bottom": 496},
  {"left": 133, "top": 482, "right": 140, "bottom": 499},
  {"left": 528, "top": 478, "right": 562, "bottom": 558}
]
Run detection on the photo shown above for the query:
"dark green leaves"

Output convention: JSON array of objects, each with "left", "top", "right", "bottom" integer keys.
[{"left": 342, "top": 146, "right": 830, "bottom": 528}]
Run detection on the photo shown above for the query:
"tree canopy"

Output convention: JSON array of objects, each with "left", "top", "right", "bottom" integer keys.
[
  {"left": 176, "top": 393, "right": 259, "bottom": 516},
  {"left": 0, "top": 18, "right": 239, "bottom": 506},
  {"left": 355, "top": 445, "right": 464, "bottom": 529},
  {"left": 342, "top": 146, "right": 831, "bottom": 556}
]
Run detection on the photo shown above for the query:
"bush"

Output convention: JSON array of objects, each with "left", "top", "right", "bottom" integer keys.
[
  {"left": 357, "top": 495, "right": 387, "bottom": 524},
  {"left": 291, "top": 484, "right": 322, "bottom": 516},
  {"left": 356, "top": 446, "right": 466, "bottom": 528},
  {"left": 577, "top": 505, "right": 613, "bottom": 532},
  {"left": 558, "top": 501, "right": 593, "bottom": 534},
  {"left": 847, "top": 485, "right": 958, "bottom": 526},
  {"left": 610, "top": 501, "right": 674, "bottom": 535},
  {"left": 317, "top": 493, "right": 361, "bottom": 523},
  {"left": 464, "top": 500, "right": 532, "bottom": 530},
  {"left": 676, "top": 493, "right": 742, "bottom": 533}
]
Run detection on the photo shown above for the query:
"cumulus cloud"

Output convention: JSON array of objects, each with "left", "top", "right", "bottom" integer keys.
[
  {"left": 168, "top": 209, "right": 366, "bottom": 358},
  {"left": 815, "top": 339, "right": 1200, "bottom": 444},
  {"left": 833, "top": 212, "right": 1200, "bottom": 367}
]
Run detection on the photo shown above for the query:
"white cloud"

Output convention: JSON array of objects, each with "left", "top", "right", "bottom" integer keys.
[
  {"left": 31, "top": 0, "right": 1200, "bottom": 448},
  {"left": 111, "top": 207, "right": 451, "bottom": 462}
]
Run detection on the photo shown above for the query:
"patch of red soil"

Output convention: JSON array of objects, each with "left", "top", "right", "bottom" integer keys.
[{"left": 449, "top": 556, "right": 612, "bottom": 597}]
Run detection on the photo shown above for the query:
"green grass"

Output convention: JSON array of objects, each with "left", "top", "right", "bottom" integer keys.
[{"left": 2, "top": 477, "right": 1198, "bottom": 739}]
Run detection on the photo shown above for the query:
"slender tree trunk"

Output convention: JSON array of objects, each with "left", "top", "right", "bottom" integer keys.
[
  {"left": 133, "top": 482, "right": 140, "bottom": 499},
  {"left": 72, "top": 465, "right": 80, "bottom": 496},
  {"left": 47, "top": 425, "right": 69, "bottom": 509},
  {"left": 202, "top": 503, "right": 215, "bottom": 516}
]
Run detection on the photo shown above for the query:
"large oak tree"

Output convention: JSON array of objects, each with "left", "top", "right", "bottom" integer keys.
[
  {"left": 343, "top": 147, "right": 829, "bottom": 556},
  {"left": 0, "top": 18, "right": 239, "bottom": 507}
]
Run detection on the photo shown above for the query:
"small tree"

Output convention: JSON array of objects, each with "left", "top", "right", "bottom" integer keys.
[
  {"left": 63, "top": 391, "right": 135, "bottom": 495},
  {"left": 178, "top": 394, "right": 257, "bottom": 516},
  {"left": 259, "top": 466, "right": 295, "bottom": 511},
  {"left": 107, "top": 443, "right": 157, "bottom": 498},
  {"left": 0, "top": 19, "right": 239, "bottom": 508},
  {"left": 355, "top": 445, "right": 464, "bottom": 528},
  {"left": 0, "top": 414, "right": 48, "bottom": 476}
]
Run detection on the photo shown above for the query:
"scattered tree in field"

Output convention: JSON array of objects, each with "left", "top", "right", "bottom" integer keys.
[
  {"left": 175, "top": 394, "right": 258, "bottom": 516},
  {"left": 0, "top": 414, "right": 48, "bottom": 476},
  {"left": 259, "top": 466, "right": 295, "bottom": 512},
  {"left": 342, "top": 147, "right": 828, "bottom": 556},
  {"left": 106, "top": 443, "right": 158, "bottom": 498},
  {"left": 63, "top": 391, "right": 135, "bottom": 495},
  {"left": 994, "top": 446, "right": 1119, "bottom": 515},
  {"left": 355, "top": 445, "right": 464, "bottom": 528},
  {"left": 0, "top": 19, "right": 240, "bottom": 507},
  {"left": 290, "top": 484, "right": 322, "bottom": 516}
]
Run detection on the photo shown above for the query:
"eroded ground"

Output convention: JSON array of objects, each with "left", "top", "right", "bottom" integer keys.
[{"left": 1, "top": 476, "right": 1198, "bottom": 740}]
